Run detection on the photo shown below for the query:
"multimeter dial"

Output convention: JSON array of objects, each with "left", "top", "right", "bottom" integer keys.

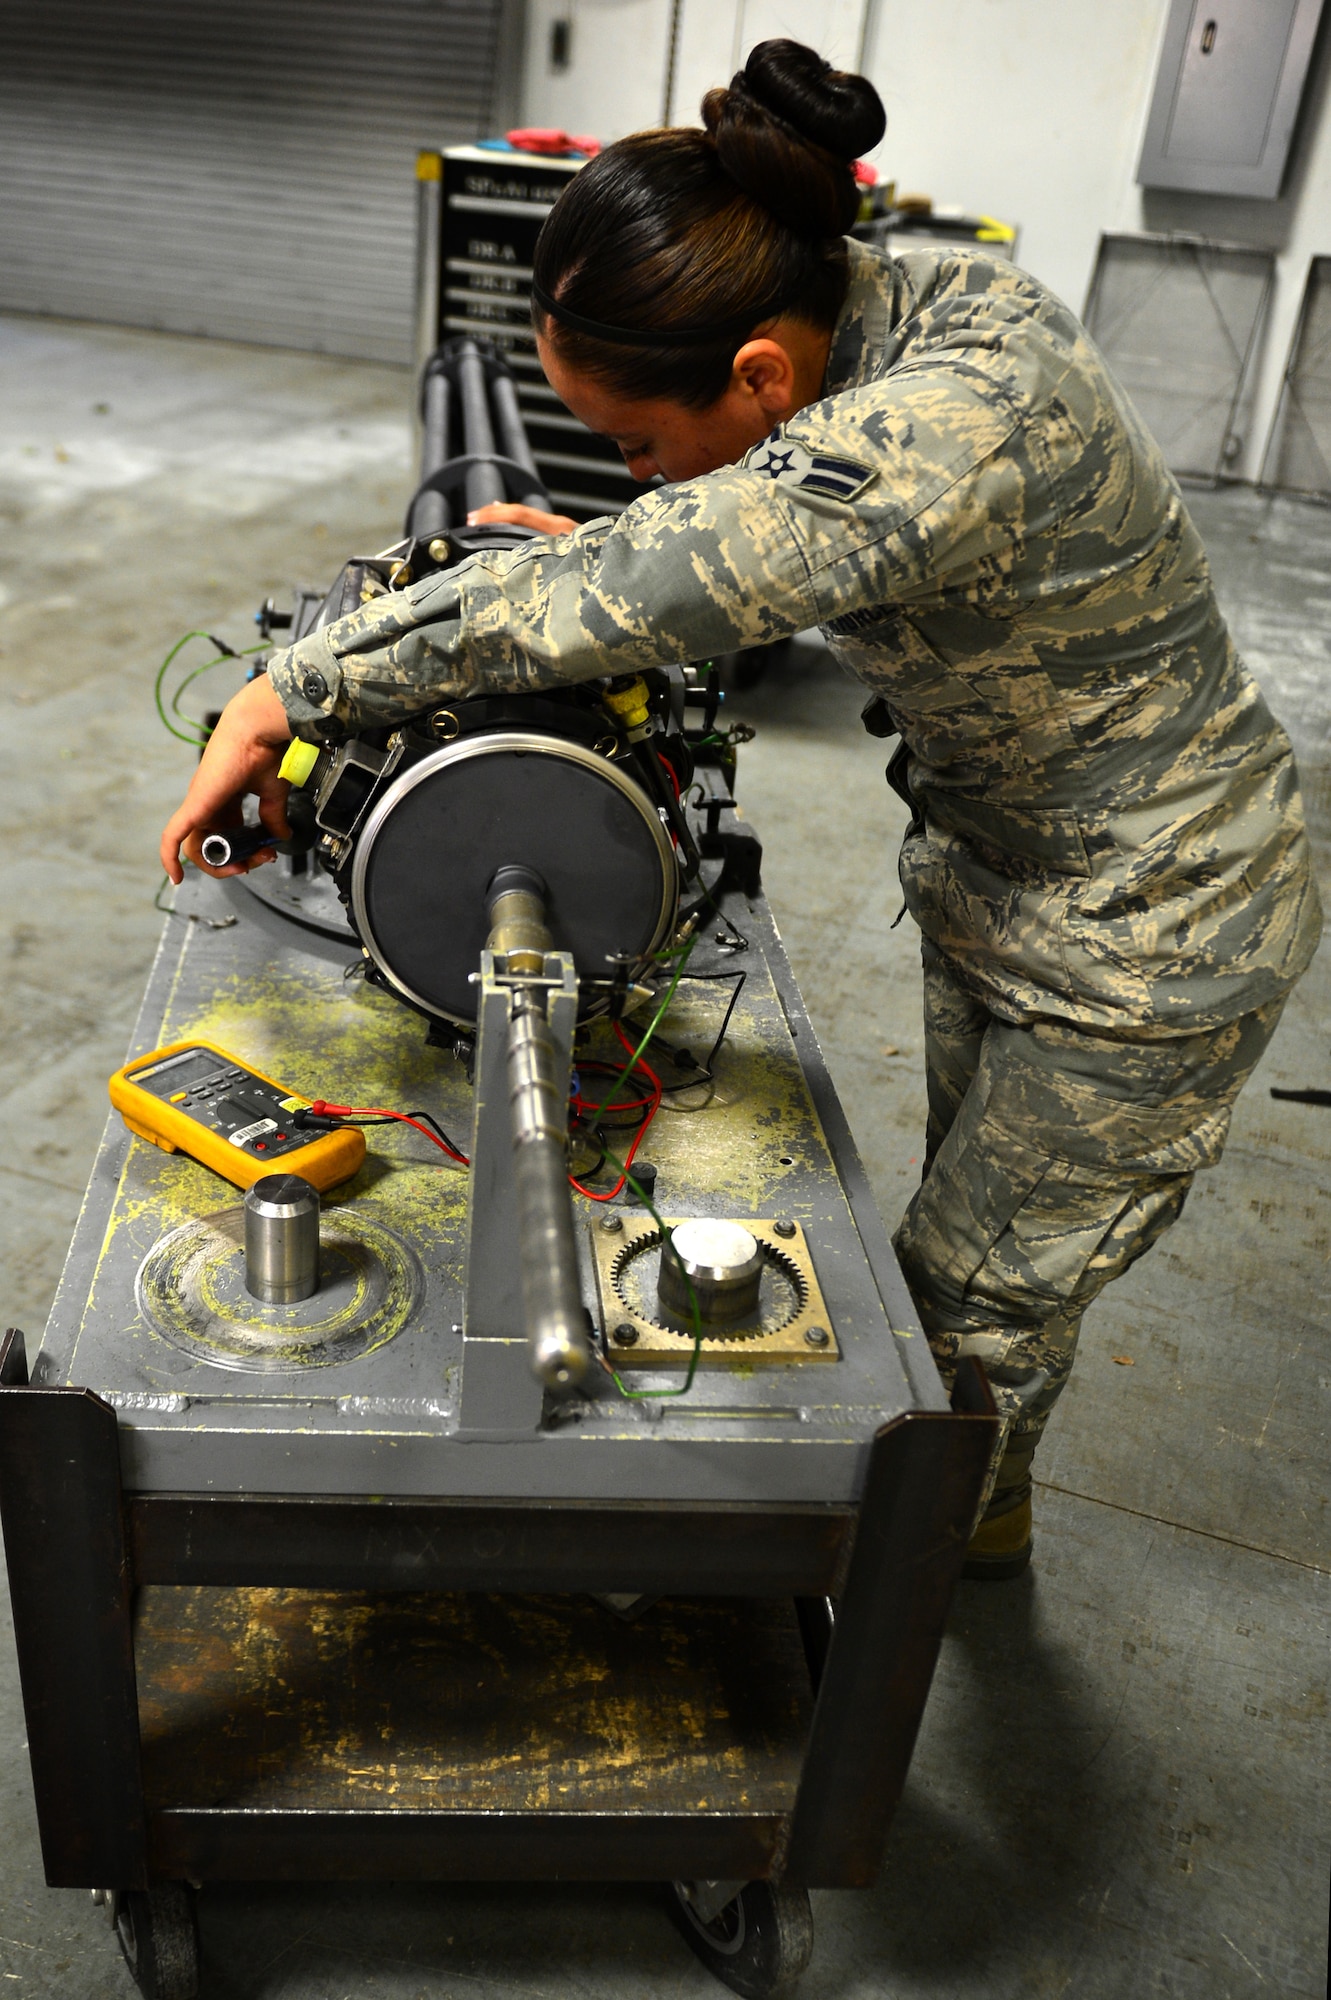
[{"left": 126, "top": 1048, "right": 306, "bottom": 1162}]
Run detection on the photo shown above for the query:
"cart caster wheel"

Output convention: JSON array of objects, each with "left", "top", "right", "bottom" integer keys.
[
  {"left": 114, "top": 1883, "right": 200, "bottom": 2000},
  {"left": 667, "top": 1879, "right": 813, "bottom": 1997}
]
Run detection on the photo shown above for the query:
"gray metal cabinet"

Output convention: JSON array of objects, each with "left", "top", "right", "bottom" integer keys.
[{"left": 1137, "top": 0, "right": 1326, "bottom": 198}]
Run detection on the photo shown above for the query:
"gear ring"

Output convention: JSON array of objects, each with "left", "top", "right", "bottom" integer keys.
[{"left": 609, "top": 1227, "right": 808, "bottom": 1341}]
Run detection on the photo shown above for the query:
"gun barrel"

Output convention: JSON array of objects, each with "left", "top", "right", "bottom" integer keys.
[
  {"left": 407, "top": 336, "right": 552, "bottom": 540},
  {"left": 414, "top": 369, "right": 451, "bottom": 536},
  {"left": 490, "top": 371, "right": 549, "bottom": 512},
  {"left": 455, "top": 340, "right": 505, "bottom": 515}
]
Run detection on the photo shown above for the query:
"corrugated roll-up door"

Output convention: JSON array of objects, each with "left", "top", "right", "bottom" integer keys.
[{"left": 0, "top": 0, "right": 520, "bottom": 364}]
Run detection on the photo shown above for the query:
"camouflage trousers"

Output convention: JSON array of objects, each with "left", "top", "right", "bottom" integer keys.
[{"left": 893, "top": 940, "right": 1284, "bottom": 1523}]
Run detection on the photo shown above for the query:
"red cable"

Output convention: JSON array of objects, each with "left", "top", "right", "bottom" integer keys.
[
  {"left": 309, "top": 1101, "right": 469, "bottom": 1165},
  {"left": 311, "top": 1026, "right": 662, "bottom": 1193},
  {"left": 569, "top": 1022, "right": 662, "bottom": 1202},
  {"left": 570, "top": 1092, "right": 656, "bottom": 1114},
  {"left": 571, "top": 1058, "right": 654, "bottom": 1115},
  {"left": 656, "top": 753, "right": 682, "bottom": 850},
  {"left": 613, "top": 1018, "right": 662, "bottom": 1093}
]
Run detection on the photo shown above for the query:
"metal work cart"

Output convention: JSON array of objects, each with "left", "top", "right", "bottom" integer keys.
[{"left": 0, "top": 855, "right": 993, "bottom": 1997}]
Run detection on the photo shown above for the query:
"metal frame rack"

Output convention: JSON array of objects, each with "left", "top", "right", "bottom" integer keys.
[
  {"left": 0, "top": 1328, "right": 992, "bottom": 1893},
  {"left": 1082, "top": 230, "right": 1275, "bottom": 483}
]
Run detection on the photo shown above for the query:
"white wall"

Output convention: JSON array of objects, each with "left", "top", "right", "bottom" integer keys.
[
  {"left": 672, "top": 0, "right": 869, "bottom": 120},
  {"left": 521, "top": 0, "right": 867, "bottom": 138},
  {"left": 859, "top": 1, "right": 1166, "bottom": 318},
  {"left": 520, "top": 0, "right": 1331, "bottom": 480},
  {"left": 521, "top": 0, "right": 676, "bottom": 139}
]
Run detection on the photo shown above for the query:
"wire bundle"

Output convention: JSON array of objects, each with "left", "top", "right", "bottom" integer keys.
[
  {"left": 569, "top": 1021, "right": 663, "bottom": 1201},
  {"left": 300, "top": 1102, "right": 469, "bottom": 1165},
  {"left": 154, "top": 630, "right": 267, "bottom": 746}
]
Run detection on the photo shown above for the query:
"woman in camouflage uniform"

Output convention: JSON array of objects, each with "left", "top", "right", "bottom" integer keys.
[{"left": 163, "top": 40, "right": 1320, "bottom": 1577}]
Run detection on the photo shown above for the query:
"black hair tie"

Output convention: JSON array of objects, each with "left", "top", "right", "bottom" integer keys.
[{"left": 532, "top": 278, "right": 798, "bottom": 349}]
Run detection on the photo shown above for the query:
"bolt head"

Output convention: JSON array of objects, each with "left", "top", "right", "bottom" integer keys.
[
  {"left": 773, "top": 1219, "right": 796, "bottom": 1238},
  {"left": 804, "top": 1325, "right": 829, "bottom": 1348},
  {"left": 428, "top": 537, "right": 449, "bottom": 561},
  {"left": 613, "top": 1322, "right": 639, "bottom": 1346},
  {"left": 600, "top": 1213, "right": 623, "bottom": 1234}
]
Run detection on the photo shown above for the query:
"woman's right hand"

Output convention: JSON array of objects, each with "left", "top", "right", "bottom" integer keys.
[
  {"left": 159, "top": 673, "right": 296, "bottom": 884},
  {"left": 468, "top": 500, "right": 579, "bottom": 535}
]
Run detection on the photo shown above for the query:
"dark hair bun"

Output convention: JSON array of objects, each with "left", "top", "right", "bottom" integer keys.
[
  {"left": 702, "top": 38, "right": 885, "bottom": 237},
  {"left": 745, "top": 38, "right": 886, "bottom": 159}
]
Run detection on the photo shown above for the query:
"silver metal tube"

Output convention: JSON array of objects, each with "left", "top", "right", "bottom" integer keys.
[
  {"left": 200, "top": 824, "right": 278, "bottom": 869},
  {"left": 244, "top": 1174, "right": 320, "bottom": 1304},
  {"left": 488, "top": 890, "right": 551, "bottom": 973},
  {"left": 486, "top": 863, "right": 551, "bottom": 972},
  {"left": 506, "top": 995, "right": 592, "bottom": 1391},
  {"left": 456, "top": 340, "right": 506, "bottom": 515}
]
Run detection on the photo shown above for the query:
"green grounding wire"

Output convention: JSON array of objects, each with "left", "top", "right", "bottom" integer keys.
[
  {"left": 580, "top": 926, "right": 707, "bottom": 1401},
  {"left": 154, "top": 630, "right": 267, "bottom": 747}
]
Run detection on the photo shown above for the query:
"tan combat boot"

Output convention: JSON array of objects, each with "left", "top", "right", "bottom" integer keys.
[
  {"left": 962, "top": 1494, "right": 1032, "bottom": 1580},
  {"left": 962, "top": 1426, "right": 1038, "bottom": 1579}
]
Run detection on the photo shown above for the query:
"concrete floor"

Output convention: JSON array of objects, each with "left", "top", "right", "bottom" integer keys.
[{"left": 0, "top": 315, "right": 1327, "bottom": 1998}]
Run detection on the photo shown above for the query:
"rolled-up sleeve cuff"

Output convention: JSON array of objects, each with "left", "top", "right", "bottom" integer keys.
[{"left": 267, "top": 626, "right": 346, "bottom": 739}]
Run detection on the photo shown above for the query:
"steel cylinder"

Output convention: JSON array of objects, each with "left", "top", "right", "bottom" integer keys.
[
  {"left": 658, "top": 1218, "right": 764, "bottom": 1324},
  {"left": 244, "top": 1173, "right": 321, "bottom": 1304},
  {"left": 486, "top": 863, "right": 552, "bottom": 975}
]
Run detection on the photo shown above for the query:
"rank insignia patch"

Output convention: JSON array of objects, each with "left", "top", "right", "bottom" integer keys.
[{"left": 746, "top": 431, "right": 875, "bottom": 502}]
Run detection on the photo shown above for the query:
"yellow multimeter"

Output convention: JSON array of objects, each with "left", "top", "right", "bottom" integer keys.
[{"left": 108, "top": 1039, "right": 365, "bottom": 1192}]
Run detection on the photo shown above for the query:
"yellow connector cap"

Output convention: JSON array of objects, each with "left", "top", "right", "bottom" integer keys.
[
  {"left": 603, "top": 676, "right": 651, "bottom": 731},
  {"left": 279, "top": 739, "right": 321, "bottom": 788}
]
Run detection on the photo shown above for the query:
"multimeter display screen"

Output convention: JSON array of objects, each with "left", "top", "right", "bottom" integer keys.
[
  {"left": 129, "top": 1050, "right": 224, "bottom": 1094},
  {"left": 126, "top": 1047, "right": 306, "bottom": 1161}
]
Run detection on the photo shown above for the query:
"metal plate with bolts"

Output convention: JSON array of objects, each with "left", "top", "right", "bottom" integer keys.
[{"left": 590, "top": 1216, "right": 840, "bottom": 1367}]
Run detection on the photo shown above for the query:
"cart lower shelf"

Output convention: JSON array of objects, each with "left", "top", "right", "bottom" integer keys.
[{"left": 135, "top": 1585, "right": 814, "bottom": 1880}]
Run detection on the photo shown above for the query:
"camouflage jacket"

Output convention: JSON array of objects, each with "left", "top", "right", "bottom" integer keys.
[{"left": 269, "top": 239, "right": 1320, "bottom": 1035}]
